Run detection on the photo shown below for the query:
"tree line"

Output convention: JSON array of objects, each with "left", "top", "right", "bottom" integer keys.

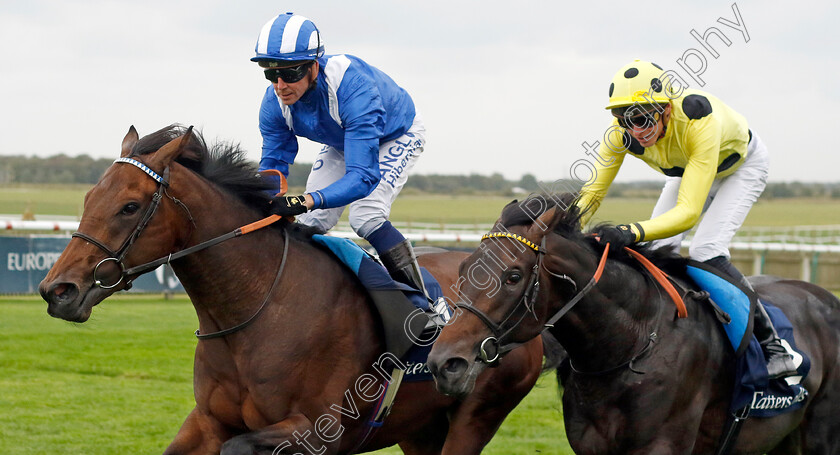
[{"left": 2, "top": 154, "right": 839, "bottom": 199}]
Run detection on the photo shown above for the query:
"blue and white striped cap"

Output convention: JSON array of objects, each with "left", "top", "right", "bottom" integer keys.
[{"left": 251, "top": 12, "right": 324, "bottom": 63}]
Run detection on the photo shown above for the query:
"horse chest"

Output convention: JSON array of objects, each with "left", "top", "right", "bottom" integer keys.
[
  {"left": 200, "top": 379, "right": 275, "bottom": 430},
  {"left": 564, "top": 375, "right": 686, "bottom": 450}
]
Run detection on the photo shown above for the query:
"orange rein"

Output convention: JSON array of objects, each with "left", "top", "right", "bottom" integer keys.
[
  {"left": 240, "top": 169, "right": 293, "bottom": 235},
  {"left": 622, "top": 246, "right": 688, "bottom": 318}
]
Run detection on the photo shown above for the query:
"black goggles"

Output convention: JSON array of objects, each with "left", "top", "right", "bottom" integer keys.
[
  {"left": 263, "top": 61, "right": 313, "bottom": 84},
  {"left": 616, "top": 111, "right": 661, "bottom": 130}
]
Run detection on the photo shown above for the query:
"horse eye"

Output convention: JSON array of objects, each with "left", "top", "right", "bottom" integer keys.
[
  {"left": 120, "top": 203, "right": 140, "bottom": 216},
  {"left": 505, "top": 272, "right": 522, "bottom": 285}
]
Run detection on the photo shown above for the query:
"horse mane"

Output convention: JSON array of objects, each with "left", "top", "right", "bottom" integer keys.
[
  {"left": 130, "top": 124, "right": 271, "bottom": 208},
  {"left": 498, "top": 193, "right": 687, "bottom": 277},
  {"left": 129, "top": 124, "right": 325, "bottom": 240}
]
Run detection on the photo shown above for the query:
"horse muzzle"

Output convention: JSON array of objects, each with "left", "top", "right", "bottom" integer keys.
[
  {"left": 40, "top": 279, "right": 106, "bottom": 322},
  {"left": 427, "top": 351, "right": 484, "bottom": 398}
]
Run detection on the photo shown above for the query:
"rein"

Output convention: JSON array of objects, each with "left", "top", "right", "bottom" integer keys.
[{"left": 72, "top": 157, "right": 288, "bottom": 339}]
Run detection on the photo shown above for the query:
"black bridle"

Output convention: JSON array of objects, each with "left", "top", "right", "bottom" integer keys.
[
  {"left": 70, "top": 157, "right": 287, "bottom": 339},
  {"left": 455, "top": 231, "right": 609, "bottom": 364},
  {"left": 72, "top": 158, "right": 180, "bottom": 290},
  {"left": 454, "top": 232, "right": 546, "bottom": 363}
]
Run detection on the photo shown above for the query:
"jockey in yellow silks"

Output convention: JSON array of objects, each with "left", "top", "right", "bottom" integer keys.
[{"left": 576, "top": 59, "right": 796, "bottom": 380}]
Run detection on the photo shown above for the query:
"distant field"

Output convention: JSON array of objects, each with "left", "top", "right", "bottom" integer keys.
[
  {"left": 0, "top": 184, "right": 90, "bottom": 219},
  {"left": 0, "top": 296, "right": 570, "bottom": 455},
  {"left": 3, "top": 183, "right": 840, "bottom": 227}
]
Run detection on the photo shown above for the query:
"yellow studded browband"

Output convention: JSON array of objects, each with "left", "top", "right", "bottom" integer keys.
[{"left": 481, "top": 232, "right": 543, "bottom": 253}]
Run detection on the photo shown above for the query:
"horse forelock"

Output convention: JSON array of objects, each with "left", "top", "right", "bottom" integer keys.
[{"left": 129, "top": 124, "right": 275, "bottom": 213}]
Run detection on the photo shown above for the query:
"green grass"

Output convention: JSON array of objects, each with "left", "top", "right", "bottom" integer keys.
[
  {"left": 0, "top": 184, "right": 90, "bottom": 218},
  {"left": 1, "top": 296, "right": 572, "bottom": 455},
  {"left": 0, "top": 296, "right": 197, "bottom": 455}
]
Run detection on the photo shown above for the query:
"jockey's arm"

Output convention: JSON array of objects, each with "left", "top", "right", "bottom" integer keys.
[
  {"left": 258, "top": 87, "right": 299, "bottom": 176},
  {"left": 307, "top": 137, "right": 381, "bottom": 209},
  {"left": 307, "top": 74, "right": 386, "bottom": 210},
  {"left": 631, "top": 121, "right": 721, "bottom": 242},
  {"left": 576, "top": 129, "right": 627, "bottom": 227}
]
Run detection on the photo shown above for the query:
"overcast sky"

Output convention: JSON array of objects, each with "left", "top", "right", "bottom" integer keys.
[{"left": 1, "top": 0, "right": 838, "bottom": 182}]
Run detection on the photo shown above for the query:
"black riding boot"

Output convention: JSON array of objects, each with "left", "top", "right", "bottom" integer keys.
[
  {"left": 379, "top": 239, "right": 431, "bottom": 302},
  {"left": 704, "top": 256, "right": 797, "bottom": 380},
  {"left": 753, "top": 300, "right": 798, "bottom": 379}
]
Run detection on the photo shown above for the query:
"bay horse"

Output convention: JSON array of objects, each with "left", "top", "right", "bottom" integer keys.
[
  {"left": 39, "top": 125, "right": 549, "bottom": 455},
  {"left": 427, "top": 194, "right": 840, "bottom": 454}
]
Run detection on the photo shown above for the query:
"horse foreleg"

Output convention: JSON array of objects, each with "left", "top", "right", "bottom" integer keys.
[
  {"left": 164, "top": 407, "right": 229, "bottom": 455},
  {"left": 220, "top": 413, "right": 333, "bottom": 455}
]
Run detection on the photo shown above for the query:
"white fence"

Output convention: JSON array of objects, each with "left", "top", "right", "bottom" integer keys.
[
  {"left": 5, "top": 219, "right": 839, "bottom": 251},
  {"left": 4, "top": 219, "right": 840, "bottom": 288}
]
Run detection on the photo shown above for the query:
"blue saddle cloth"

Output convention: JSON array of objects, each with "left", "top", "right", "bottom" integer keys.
[
  {"left": 311, "top": 235, "right": 440, "bottom": 382},
  {"left": 686, "top": 264, "right": 810, "bottom": 417}
]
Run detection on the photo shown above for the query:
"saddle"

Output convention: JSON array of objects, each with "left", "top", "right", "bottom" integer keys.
[{"left": 310, "top": 234, "right": 448, "bottom": 363}]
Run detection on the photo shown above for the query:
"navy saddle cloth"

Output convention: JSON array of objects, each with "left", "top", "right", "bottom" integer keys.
[
  {"left": 686, "top": 263, "right": 810, "bottom": 417},
  {"left": 311, "top": 235, "right": 440, "bottom": 382}
]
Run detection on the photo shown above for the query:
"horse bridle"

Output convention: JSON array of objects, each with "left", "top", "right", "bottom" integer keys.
[
  {"left": 456, "top": 231, "right": 609, "bottom": 364},
  {"left": 71, "top": 157, "right": 289, "bottom": 340},
  {"left": 454, "top": 233, "right": 545, "bottom": 363},
  {"left": 72, "top": 158, "right": 181, "bottom": 290}
]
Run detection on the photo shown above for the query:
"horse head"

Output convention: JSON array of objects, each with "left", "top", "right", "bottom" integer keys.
[
  {"left": 428, "top": 194, "right": 585, "bottom": 397},
  {"left": 40, "top": 125, "right": 211, "bottom": 322}
]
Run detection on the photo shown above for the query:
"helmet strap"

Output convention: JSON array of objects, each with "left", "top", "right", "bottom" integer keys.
[
  {"left": 306, "top": 60, "right": 319, "bottom": 93},
  {"left": 656, "top": 104, "right": 671, "bottom": 141}
]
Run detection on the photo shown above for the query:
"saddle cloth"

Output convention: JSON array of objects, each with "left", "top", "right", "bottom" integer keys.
[
  {"left": 311, "top": 234, "right": 440, "bottom": 381},
  {"left": 685, "top": 263, "right": 810, "bottom": 417}
]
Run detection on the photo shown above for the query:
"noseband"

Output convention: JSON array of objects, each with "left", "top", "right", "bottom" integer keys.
[{"left": 456, "top": 231, "right": 609, "bottom": 364}]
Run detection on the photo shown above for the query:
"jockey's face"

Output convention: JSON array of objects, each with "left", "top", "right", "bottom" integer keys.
[
  {"left": 621, "top": 103, "right": 671, "bottom": 148},
  {"left": 268, "top": 60, "right": 319, "bottom": 105}
]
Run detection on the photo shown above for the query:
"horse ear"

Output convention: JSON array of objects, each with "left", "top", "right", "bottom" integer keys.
[
  {"left": 148, "top": 126, "right": 195, "bottom": 169},
  {"left": 528, "top": 206, "right": 559, "bottom": 242},
  {"left": 120, "top": 125, "right": 139, "bottom": 157}
]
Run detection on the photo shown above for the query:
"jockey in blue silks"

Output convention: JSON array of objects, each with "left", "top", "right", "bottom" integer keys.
[{"left": 252, "top": 12, "right": 430, "bottom": 299}]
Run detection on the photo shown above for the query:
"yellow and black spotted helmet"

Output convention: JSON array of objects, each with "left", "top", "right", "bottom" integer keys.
[{"left": 606, "top": 59, "right": 676, "bottom": 110}]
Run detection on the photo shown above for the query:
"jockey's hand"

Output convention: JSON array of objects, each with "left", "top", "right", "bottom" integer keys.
[
  {"left": 595, "top": 224, "right": 638, "bottom": 250},
  {"left": 269, "top": 195, "right": 309, "bottom": 216}
]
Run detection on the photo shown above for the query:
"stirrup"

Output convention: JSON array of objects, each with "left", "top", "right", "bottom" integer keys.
[{"left": 426, "top": 297, "right": 452, "bottom": 327}]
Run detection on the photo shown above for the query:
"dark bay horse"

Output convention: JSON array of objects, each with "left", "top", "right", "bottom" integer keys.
[
  {"left": 39, "top": 125, "right": 547, "bottom": 455},
  {"left": 427, "top": 195, "right": 840, "bottom": 454}
]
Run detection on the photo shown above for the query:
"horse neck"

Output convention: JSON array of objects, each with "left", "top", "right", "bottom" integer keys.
[
  {"left": 162, "top": 167, "right": 381, "bottom": 360},
  {"left": 164, "top": 166, "right": 289, "bottom": 326},
  {"left": 547, "top": 243, "right": 662, "bottom": 372}
]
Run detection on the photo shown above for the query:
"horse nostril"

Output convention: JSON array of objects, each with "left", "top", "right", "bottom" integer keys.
[
  {"left": 42, "top": 282, "right": 79, "bottom": 306},
  {"left": 53, "top": 283, "right": 69, "bottom": 298},
  {"left": 442, "top": 357, "right": 469, "bottom": 378}
]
